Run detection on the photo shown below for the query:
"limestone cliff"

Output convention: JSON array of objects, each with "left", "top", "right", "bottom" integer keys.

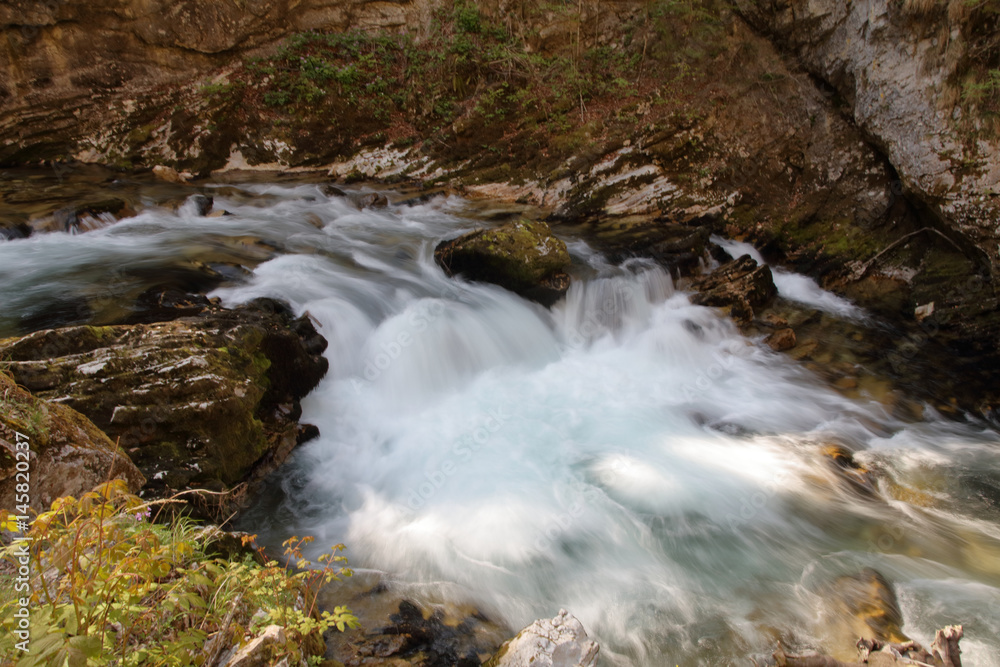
[{"left": 734, "top": 0, "right": 1000, "bottom": 275}]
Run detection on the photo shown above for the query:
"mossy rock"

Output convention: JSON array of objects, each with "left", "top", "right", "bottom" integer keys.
[
  {"left": 0, "top": 300, "right": 327, "bottom": 514},
  {"left": 434, "top": 219, "right": 572, "bottom": 306},
  {"left": 0, "top": 371, "right": 145, "bottom": 512}
]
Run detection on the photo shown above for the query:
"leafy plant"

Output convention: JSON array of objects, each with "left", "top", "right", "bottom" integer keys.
[{"left": 0, "top": 480, "right": 358, "bottom": 666}]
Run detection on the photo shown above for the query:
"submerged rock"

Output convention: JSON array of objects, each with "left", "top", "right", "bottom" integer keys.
[
  {"left": 691, "top": 255, "right": 777, "bottom": 324},
  {"left": 354, "top": 191, "right": 389, "bottom": 209},
  {"left": 435, "top": 219, "right": 572, "bottom": 306},
  {"left": 821, "top": 568, "right": 909, "bottom": 657},
  {"left": 0, "top": 371, "right": 144, "bottom": 512},
  {"left": 0, "top": 299, "right": 327, "bottom": 515},
  {"left": 0, "top": 219, "right": 31, "bottom": 241},
  {"left": 32, "top": 198, "right": 137, "bottom": 235},
  {"left": 328, "top": 598, "right": 496, "bottom": 667},
  {"left": 766, "top": 327, "right": 797, "bottom": 352},
  {"left": 484, "top": 609, "right": 599, "bottom": 667}
]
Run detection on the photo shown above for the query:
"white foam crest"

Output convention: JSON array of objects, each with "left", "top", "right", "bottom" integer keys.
[{"left": 711, "top": 235, "right": 867, "bottom": 320}]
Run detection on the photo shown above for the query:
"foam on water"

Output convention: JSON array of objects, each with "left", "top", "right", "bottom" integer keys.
[
  {"left": 217, "top": 190, "right": 1000, "bottom": 664},
  {"left": 3, "top": 184, "right": 998, "bottom": 664}
]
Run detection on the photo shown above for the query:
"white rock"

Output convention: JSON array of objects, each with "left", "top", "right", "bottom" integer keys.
[
  {"left": 152, "top": 164, "right": 190, "bottom": 184},
  {"left": 486, "top": 609, "right": 599, "bottom": 667},
  {"left": 224, "top": 624, "right": 286, "bottom": 667}
]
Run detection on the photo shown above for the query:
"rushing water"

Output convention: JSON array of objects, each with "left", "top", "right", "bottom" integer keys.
[{"left": 3, "top": 182, "right": 1000, "bottom": 665}]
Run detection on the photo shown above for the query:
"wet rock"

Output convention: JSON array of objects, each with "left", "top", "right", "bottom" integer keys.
[
  {"left": 190, "top": 194, "right": 214, "bottom": 216},
  {"left": 602, "top": 222, "right": 711, "bottom": 278},
  {"left": 354, "top": 192, "right": 389, "bottom": 209},
  {"left": 691, "top": 255, "right": 777, "bottom": 324},
  {"left": 821, "top": 444, "right": 879, "bottom": 499},
  {"left": 0, "top": 220, "right": 31, "bottom": 241},
  {"left": 322, "top": 184, "right": 347, "bottom": 197},
  {"left": 484, "top": 609, "right": 599, "bottom": 667},
  {"left": 435, "top": 219, "right": 572, "bottom": 306},
  {"left": 777, "top": 626, "right": 965, "bottom": 667},
  {"left": 0, "top": 371, "right": 145, "bottom": 512},
  {"left": 766, "top": 327, "right": 797, "bottom": 351},
  {"left": 822, "top": 568, "right": 908, "bottom": 652},
  {"left": 36, "top": 198, "right": 137, "bottom": 235},
  {"left": 0, "top": 300, "right": 328, "bottom": 516},
  {"left": 124, "top": 286, "right": 213, "bottom": 324},
  {"left": 331, "top": 599, "right": 491, "bottom": 667}
]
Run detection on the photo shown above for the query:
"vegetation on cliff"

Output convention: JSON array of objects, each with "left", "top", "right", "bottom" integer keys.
[{"left": 192, "top": 0, "right": 728, "bottom": 176}]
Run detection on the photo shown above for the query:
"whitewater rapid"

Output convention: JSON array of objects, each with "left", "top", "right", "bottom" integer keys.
[{"left": 3, "top": 182, "right": 999, "bottom": 665}]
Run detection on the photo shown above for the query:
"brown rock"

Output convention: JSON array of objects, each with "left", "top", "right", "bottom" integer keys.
[
  {"left": 691, "top": 255, "right": 777, "bottom": 324},
  {"left": 152, "top": 165, "right": 190, "bottom": 184},
  {"left": 766, "top": 327, "right": 797, "bottom": 351},
  {"left": 0, "top": 371, "right": 144, "bottom": 512}
]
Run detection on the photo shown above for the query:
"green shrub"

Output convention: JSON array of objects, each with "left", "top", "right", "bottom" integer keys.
[{"left": 0, "top": 480, "right": 358, "bottom": 666}]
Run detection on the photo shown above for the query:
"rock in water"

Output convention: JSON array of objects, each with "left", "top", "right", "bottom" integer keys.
[
  {"left": 691, "top": 254, "right": 777, "bottom": 324},
  {"left": 434, "top": 219, "right": 572, "bottom": 306},
  {"left": 485, "top": 609, "right": 599, "bottom": 667},
  {"left": 766, "top": 327, "right": 797, "bottom": 351},
  {"left": 0, "top": 300, "right": 327, "bottom": 515},
  {"left": 0, "top": 371, "right": 145, "bottom": 512},
  {"left": 819, "top": 568, "right": 909, "bottom": 659}
]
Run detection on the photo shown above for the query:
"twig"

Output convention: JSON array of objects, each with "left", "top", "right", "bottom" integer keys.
[{"left": 854, "top": 227, "right": 966, "bottom": 279}]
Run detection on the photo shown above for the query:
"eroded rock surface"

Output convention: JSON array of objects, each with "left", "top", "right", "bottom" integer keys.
[
  {"left": 691, "top": 255, "right": 778, "bottom": 324},
  {"left": 0, "top": 299, "right": 327, "bottom": 509},
  {"left": 484, "top": 609, "right": 599, "bottom": 667},
  {"left": 0, "top": 371, "right": 145, "bottom": 512}
]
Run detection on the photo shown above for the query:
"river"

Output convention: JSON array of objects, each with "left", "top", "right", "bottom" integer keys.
[{"left": 2, "top": 180, "right": 999, "bottom": 665}]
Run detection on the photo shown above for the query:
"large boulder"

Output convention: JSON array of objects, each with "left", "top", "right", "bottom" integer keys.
[
  {"left": 0, "top": 371, "right": 145, "bottom": 512},
  {"left": 0, "top": 300, "right": 327, "bottom": 511},
  {"left": 435, "top": 219, "right": 572, "bottom": 306},
  {"left": 484, "top": 609, "right": 599, "bottom": 667},
  {"left": 691, "top": 255, "right": 777, "bottom": 324}
]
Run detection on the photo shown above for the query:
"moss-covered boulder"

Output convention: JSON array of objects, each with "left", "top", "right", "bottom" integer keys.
[
  {"left": 0, "top": 371, "right": 145, "bottom": 512},
  {"left": 434, "top": 219, "right": 572, "bottom": 306},
  {"left": 691, "top": 255, "right": 777, "bottom": 324},
  {"left": 0, "top": 300, "right": 327, "bottom": 513}
]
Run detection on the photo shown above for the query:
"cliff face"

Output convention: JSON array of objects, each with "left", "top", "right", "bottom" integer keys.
[
  {"left": 734, "top": 0, "right": 1000, "bottom": 275},
  {"left": 0, "top": 0, "right": 441, "bottom": 163}
]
